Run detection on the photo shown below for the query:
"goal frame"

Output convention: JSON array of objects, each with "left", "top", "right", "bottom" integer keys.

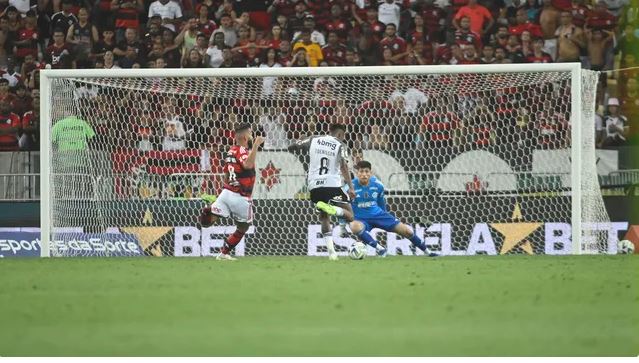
[{"left": 39, "top": 63, "right": 585, "bottom": 257}]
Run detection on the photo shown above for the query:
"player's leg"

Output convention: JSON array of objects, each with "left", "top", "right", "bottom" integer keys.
[
  {"left": 319, "top": 210, "right": 338, "bottom": 261},
  {"left": 217, "top": 221, "right": 250, "bottom": 261},
  {"left": 216, "top": 192, "right": 253, "bottom": 261},
  {"left": 349, "top": 220, "right": 387, "bottom": 257},
  {"left": 315, "top": 188, "right": 354, "bottom": 222},
  {"left": 393, "top": 222, "right": 438, "bottom": 257},
  {"left": 311, "top": 188, "right": 340, "bottom": 260},
  {"left": 199, "top": 191, "right": 230, "bottom": 228}
]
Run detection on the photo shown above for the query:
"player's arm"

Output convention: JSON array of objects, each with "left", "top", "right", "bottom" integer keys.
[
  {"left": 377, "top": 183, "right": 388, "bottom": 213},
  {"left": 242, "top": 136, "right": 264, "bottom": 170},
  {"left": 287, "top": 136, "right": 312, "bottom": 152}
]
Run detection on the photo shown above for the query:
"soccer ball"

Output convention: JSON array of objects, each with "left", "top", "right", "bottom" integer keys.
[
  {"left": 348, "top": 242, "right": 367, "bottom": 260},
  {"left": 617, "top": 240, "right": 635, "bottom": 255}
]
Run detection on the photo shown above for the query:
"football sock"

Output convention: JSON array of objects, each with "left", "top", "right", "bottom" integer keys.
[
  {"left": 323, "top": 232, "right": 336, "bottom": 254},
  {"left": 356, "top": 229, "right": 378, "bottom": 248},
  {"left": 409, "top": 233, "right": 427, "bottom": 251},
  {"left": 221, "top": 230, "right": 245, "bottom": 255}
]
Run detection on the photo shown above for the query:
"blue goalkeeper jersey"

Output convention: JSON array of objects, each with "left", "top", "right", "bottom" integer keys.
[{"left": 352, "top": 176, "right": 388, "bottom": 219}]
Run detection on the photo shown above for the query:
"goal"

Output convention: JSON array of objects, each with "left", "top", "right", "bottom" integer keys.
[{"left": 39, "top": 64, "right": 613, "bottom": 257}]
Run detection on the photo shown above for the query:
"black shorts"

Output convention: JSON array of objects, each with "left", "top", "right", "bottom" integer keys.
[{"left": 310, "top": 187, "right": 350, "bottom": 205}]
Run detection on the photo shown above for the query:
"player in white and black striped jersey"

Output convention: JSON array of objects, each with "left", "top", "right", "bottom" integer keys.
[{"left": 289, "top": 123, "right": 356, "bottom": 260}]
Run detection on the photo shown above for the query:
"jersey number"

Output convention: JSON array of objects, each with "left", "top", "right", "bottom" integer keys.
[
  {"left": 227, "top": 165, "right": 237, "bottom": 182},
  {"left": 319, "top": 157, "right": 329, "bottom": 175}
]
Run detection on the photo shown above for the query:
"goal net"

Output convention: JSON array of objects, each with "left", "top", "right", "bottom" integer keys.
[{"left": 40, "top": 65, "right": 613, "bottom": 257}]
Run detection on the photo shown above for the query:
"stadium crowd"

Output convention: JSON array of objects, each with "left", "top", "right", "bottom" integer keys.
[{"left": 0, "top": 0, "right": 636, "bottom": 153}]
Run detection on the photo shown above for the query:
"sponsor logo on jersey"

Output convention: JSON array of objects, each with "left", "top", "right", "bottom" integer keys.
[{"left": 316, "top": 138, "right": 338, "bottom": 151}]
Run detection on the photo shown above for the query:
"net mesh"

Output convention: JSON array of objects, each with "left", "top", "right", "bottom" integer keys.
[{"left": 44, "top": 67, "right": 610, "bottom": 257}]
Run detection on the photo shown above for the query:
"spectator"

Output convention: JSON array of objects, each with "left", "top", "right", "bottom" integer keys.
[
  {"left": 379, "top": 23, "right": 407, "bottom": 63},
  {"left": 114, "top": 28, "right": 143, "bottom": 60},
  {"left": 205, "top": 32, "right": 225, "bottom": 67},
  {"left": 196, "top": 4, "right": 217, "bottom": 39},
  {"left": 480, "top": 44, "right": 496, "bottom": 63},
  {"left": 215, "top": 0, "right": 238, "bottom": 22},
  {"left": 45, "top": 29, "right": 75, "bottom": 69},
  {"left": 585, "top": 1, "right": 618, "bottom": 31},
  {"left": 234, "top": 12, "right": 256, "bottom": 40},
  {"left": 260, "top": 48, "right": 281, "bottom": 96},
  {"left": 91, "top": 26, "right": 116, "bottom": 62},
  {"left": 378, "top": 0, "right": 401, "bottom": 29},
  {"left": 293, "top": 14, "right": 325, "bottom": 46},
  {"left": 289, "top": 46, "right": 311, "bottom": 67},
  {"left": 454, "top": 16, "right": 482, "bottom": 50},
  {"left": 240, "top": 42, "right": 262, "bottom": 67},
  {"left": 288, "top": 0, "right": 308, "bottom": 33},
  {"left": 176, "top": 18, "right": 200, "bottom": 55},
  {"left": 210, "top": 13, "right": 237, "bottom": 47},
  {"left": 526, "top": 37, "right": 554, "bottom": 62},
  {"left": 494, "top": 46, "right": 512, "bottom": 63},
  {"left": 325, "top": 4, "right": 350, "bottom": 40},
  {"left": 50, "top": 1, "right": 79, "bottom": 36},
  {"left": 258, "top": 24, "right": 283, "bottom": 50},
  {"left": 278, "top": 39, "right": 293, "bottom": 65},
  {"left": 0, "top": 98, "right": 21, "bottom": 151},
  {"left": 416, "top": 0, "right": 446, "bottom": 41},
  {"left": 112, "top": 0, "right": 144, "bottom": 43},
  {"left": 66, "top": 7, "right": 99, "bottom": 69},
  {"left": 258, "top": 106, "right": 289, "bottom": 150},
  {"left": 524, "top": 0, "right": 542, "bottom": 22},
  {"left": 453, "top": 0, "right": 494, "bottom": 37},
  {"left": 555, "top": 11, "right": 585, "bottom": 62},
  {"left": 509, "top": 8, "right": 543, "bottom": 37},
  {"left": 162, "top": 118, "right": 186, "bottom": 151},
  {"left": 539, "top": 0, "right": 561, "bottom": 59},
  {"left": 352, "top": 5, "right": 385, "bottom": 41},
  {"left": 14, "top": 9, "right": 38, "bottom": 62},
  {"left": 182, "top": 47, "right": 204, "bottom": 67},
  {"left": 600, "top": 0, "right": 628, "bottom": 17},
  {"left": 293, "top": 30, "right": 323, "bottom": 66},
  {"left": 351, "top": 23, "right": 377, "bottom": 65},
  {"left": 20, "top": 96, "right": 38, "bottom": 151},
  {"left": 322, "top": 31, "right": 347, "bottom": 66},
  {"left": 103, "top": 50, "right": 120, "bottom": 68},
  {"left": 570, "top": 0, "right": 590, "bottom": 27},
  {"left": 1, "top": 56, "right": 20, "bottom": 87},
  {"left": 148, "top": 0, "right": 183, "bottom": 33},
  {"left": 12, "top": 83, "right": 31, "bottom": 116},
  {"left": 586, "top": 28, "right": 614, "bottom": 70},
  {"left": 599, "top": 97, "right": 629, "bottom": 147}
]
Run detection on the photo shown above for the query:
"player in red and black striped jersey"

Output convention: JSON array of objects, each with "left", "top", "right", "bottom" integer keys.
[{"left": 199, "top": 123, "right": 264, "bottom": 260}]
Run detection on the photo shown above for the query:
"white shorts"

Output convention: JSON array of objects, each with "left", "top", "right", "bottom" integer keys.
[{"left": 210, "top": 189, "right": 253, "bottom": 223}]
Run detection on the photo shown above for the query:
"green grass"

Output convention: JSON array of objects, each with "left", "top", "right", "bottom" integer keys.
[{"left": 0, "top": 255, "right": 637, "bottom": 356}]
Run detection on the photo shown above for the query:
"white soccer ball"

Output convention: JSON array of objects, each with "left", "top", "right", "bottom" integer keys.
[
  {"left": 617, "top": 240, "right": 635, "bottom": 255},
  {"left": 348, "top": 242, "right": 367, "bottom": 260}
]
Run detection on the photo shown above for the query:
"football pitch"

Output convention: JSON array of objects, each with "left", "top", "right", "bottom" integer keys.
[{"left": 0, "top": 255, "right": 637, "bottom": 356}]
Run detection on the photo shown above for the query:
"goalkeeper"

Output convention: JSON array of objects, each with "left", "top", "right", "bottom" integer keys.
[{"left": 345, "top": 160, "right": 438, "bottom": 257}]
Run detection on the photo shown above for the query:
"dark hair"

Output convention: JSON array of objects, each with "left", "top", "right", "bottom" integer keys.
[
  {"left": 329, "top": 123, "right": 346, "bottom": 133},
  {"left": 235, "top": 122, "right": 252, "bottom": 133},
  {"left": 356, "top": 160, "right": 372, "bottom": 170}
]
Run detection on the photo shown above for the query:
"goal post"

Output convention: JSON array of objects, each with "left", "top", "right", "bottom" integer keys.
[{"left": 39, "top": 63, "right": 610, "bottom": 257}]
